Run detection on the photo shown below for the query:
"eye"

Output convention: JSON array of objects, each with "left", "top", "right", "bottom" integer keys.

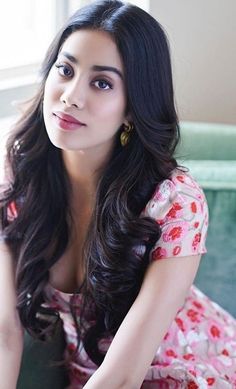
[
  {"left": 93, "top": 79, "right": 113, "bottom": 90},
  {"left": 55, "top": 63, "right": 74, "bottom": 78}
]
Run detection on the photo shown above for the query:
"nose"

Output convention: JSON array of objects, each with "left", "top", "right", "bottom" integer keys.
[{"left": 60, "top": 78, "right": 86, "bottom": 109}]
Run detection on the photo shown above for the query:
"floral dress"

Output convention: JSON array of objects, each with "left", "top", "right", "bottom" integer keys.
[{"left": 10, "top": 169, "right": 236, "bottom": 388}]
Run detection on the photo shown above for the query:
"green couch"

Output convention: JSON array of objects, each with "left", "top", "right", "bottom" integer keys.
[
  {"left": 17, "top": 121, "right": 236, "bottom": 388},
  {"left": 176, "top": 121, "right": 236, "bottom": 318},
  {"left": 17, "top": 321, "right": 69, "bottom": 389}
]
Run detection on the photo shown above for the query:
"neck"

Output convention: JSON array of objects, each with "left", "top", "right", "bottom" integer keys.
[{"left": 62, "top": 145, "right": 113, "bottom": 205}]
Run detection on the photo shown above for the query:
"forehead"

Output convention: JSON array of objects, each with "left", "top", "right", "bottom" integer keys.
[{"left": 59, "top": 29, "right": 123, "bottom": 71}]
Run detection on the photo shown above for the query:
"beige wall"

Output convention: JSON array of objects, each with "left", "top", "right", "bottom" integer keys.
[{"left": 150, "top": 0, "right": 236, "bottom": 124}]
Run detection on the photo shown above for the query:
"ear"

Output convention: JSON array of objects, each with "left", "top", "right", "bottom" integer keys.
[{"left": 123, "top": 113, "right": 133, "bottom": 126}]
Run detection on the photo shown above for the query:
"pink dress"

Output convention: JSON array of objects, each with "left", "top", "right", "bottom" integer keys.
[{"left": 23, "top": 170, "right": 236, "bottom": 387}]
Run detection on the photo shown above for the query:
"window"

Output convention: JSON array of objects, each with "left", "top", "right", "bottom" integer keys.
[
  {"left": 0, "top": 0, "right": 149, "bottom": 118},
  {"left": 0, "top": 0, "right": 69, "bottom": 117},
  {"left": 0, "top": 1, "right": 57, "bottom": 70}
]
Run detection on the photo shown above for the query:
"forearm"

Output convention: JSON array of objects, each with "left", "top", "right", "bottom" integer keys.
[
  {"left": 83, "top": 365, "right": 135, "bottom": 389},
  {"left": 83, "top": 256, "right": 200, "bottom": 389},
  {"left": 0, "top": 330, "right": 24, "bottom": 389}
]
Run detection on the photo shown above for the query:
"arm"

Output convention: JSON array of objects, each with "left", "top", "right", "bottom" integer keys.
[
  {"left": 0, "top": 241, "right": 24, "bottom": 389},
  {"left": 83, "top": 254, "right": 201, "bottom": 389}
]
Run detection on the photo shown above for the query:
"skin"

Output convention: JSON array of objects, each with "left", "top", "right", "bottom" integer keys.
[
  {"left": 1, "top": 29, "right": 131, "bottom": 389},
  {"left": 43, "top": 29, "right": 130, "bottom": 203},
  {"left": 43, "top": 29, "right": 203, "bottom": 389},
  {"left": 43, "top": 29, "right": 131, "bottom": 292},
  {"left": 0, "top": 242, "right": 23, "bottom": 389},
  {"left": 0, "top": 28, "right": 204, "bottom": 389}
]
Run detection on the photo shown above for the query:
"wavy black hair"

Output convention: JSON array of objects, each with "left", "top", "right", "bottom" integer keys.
[{"left": 0, "top": 0, "right": 180, "bottom": 366}]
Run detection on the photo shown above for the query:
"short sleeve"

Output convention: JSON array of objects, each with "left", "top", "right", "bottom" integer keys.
[
  {"left": 142, "top": 169, "right": 209, "bottom": 261},
  {"left": 7, "top": 200, "right": 18, "bottom": 222},
  {"left": 0, "top": 201, "right": 18, "bottom": 242}
]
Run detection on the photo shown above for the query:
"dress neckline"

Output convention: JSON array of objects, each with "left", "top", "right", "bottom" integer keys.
[
  {"left": 46, "top": 168, "right": 184, "bottom": 298},
  {"left": 46, "top": 282, "right": 76, "bottom": 296}
]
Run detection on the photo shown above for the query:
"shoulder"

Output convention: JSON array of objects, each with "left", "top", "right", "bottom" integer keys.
[
  {"left": 142, "top": 168, "right": 209, "bottom": 260},
  {"left": 143, "top": 168, "right": 207, "bottom": 220}
]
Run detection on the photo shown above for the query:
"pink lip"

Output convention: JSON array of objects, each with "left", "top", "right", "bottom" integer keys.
[
  {"left": 53, "top": 111, "right": 86, "bottom": 131},
  {"left": 53, "top": 111, "right": 86, "bottom": 125}
]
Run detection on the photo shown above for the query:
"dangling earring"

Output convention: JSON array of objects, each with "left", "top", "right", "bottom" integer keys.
[{"left": 120, "top": 122, "right": 134, "bottom": 147}]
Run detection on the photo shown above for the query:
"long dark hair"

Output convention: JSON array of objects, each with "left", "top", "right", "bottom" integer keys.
[{"left": 0, "top": 0, "right": 180, "bottom": 365}]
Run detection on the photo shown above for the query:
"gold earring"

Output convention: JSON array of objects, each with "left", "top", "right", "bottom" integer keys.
[{"left": 120, "top": 122, "right": 134, "bottom": 147}]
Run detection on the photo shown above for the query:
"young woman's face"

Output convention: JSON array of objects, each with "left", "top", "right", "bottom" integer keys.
[{"left": 43, "top": 29, "right": 128, "bottom": 153}]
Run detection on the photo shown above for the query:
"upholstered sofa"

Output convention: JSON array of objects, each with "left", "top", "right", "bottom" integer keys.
[
  {"left": 17, "top": 321, "right": 69, "bottom": 389},
  {"left": 17, "top": 121, "right": 236, "bottom": 388},
  {"left": 176, "top": 121, "right": 236, "bottom": 318}
]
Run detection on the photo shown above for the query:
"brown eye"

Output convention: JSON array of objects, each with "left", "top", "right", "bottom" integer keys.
[
  {"left": 93, "top": 79, "right": 113, "bottom": 90},
  {"left": 55, "top": 63, "right": 74, "bottom": 78}
]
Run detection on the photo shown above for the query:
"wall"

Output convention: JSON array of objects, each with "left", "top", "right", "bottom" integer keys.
[{"left": 150, "top": 0, "right": 236, "bottom": 124}]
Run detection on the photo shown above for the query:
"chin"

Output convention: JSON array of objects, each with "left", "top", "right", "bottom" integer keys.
[{"left": 47, "top": 136, "right": 90, "bottom": 152}]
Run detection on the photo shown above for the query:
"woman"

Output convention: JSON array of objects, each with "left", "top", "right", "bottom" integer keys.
[{"left": 0, "top": 0, "right": 235, "bottom": 388}]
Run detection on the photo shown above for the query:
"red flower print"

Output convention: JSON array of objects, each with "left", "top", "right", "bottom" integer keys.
[
  {"left": 163, "top": 221, "right": 188, "bottom": 243},
  {"left": 163, "top": 332, "right": 169, "bottom": 340},
  {"left": 189, "top": 370, "right": 197, "bottom": 377},
  {"left": 152, "top": 247, "right": 167, "bottom": 260},
  {"left": 166, "top": 349, "right": 177, "bottom": 358},
  {"left": 175, "top": 317, "right": 185, "bottom": 332},
  {"left": 176, "top": 175, "right": 185, "bottom": 183},
  {"left": 187, "top": 381, "right": 198, "bottom": 389},
  {"left": 153, "top": 180, "right": 175, "bottom": 202},
  {"left": 206, "top": 378, "right": 216, "bottom": 386},
  {"left": 169, "top": 226, "right": 182, "bottom": 240},
  {"left": 208, "top": 321, "right": 222, "bottom": 342},
  {"left": 194, "top": 222, "right": 199, "bottom": 228},
  {"left": 166, "top": 202, "right": 183, "bottom": 219},
  {"left": 210, "top": 325, "right": 220, "bottom": 338},
  {"left": 166, "top": 208, "right": 175, "bottom": 219},
  {"left": 191, "top": 202, "right": 197, "bottom": 213},
  {"left": 67, "top": 342, "right": 76, "bottom": 353},
  {"left": 183, "top": 353, "right": 195, "bottom": 361},
  {"left": 192, "top": 300, "right": 203, "bottom": 310},
  {"left": 192, "top": 233, "right": 201, "bottom": 251},
  {"left": 7, "top": 200, "right": 18, "bottom": 221},
  {"left": 222, "top": 349, "right": 229, "bottom": 356},
  {"left": 187, "top": 309, "right": 200, "bottom": 323},
  {"left": 173, "top": 245, "right": 181, "bottom": 256}
]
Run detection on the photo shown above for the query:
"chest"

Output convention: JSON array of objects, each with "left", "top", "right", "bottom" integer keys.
[{"left": 49, "top": 206, "right": 92, "bottom": 293}]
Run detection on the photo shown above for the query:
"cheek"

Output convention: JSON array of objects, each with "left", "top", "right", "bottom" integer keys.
[
  {"left": 93, "top": 93, "right": 126, "bottom": 122},
  {"left": 43, "top": 77, "right": 58, "bottom": 123},
  {"left": 44, "top": 71, "right": 59, "bottom": 104},
  {"left": 43, "top": 80, "right": 53, "bottom": 110}
]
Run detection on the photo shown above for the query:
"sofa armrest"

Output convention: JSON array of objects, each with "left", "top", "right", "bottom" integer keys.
[
  {"left": 180, "top": 160, "right": 236, "bottom": 190},
  {"left": 17, "top": 320, "right": 69, "bottom": 389}
]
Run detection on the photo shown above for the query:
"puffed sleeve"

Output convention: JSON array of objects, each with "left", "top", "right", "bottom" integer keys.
[
  {"left": 7, "top": 200, "right": 18, "bottom": 222},
  {"left": 142, "top": 169, "right": 209, "bottom": 261},
  {"left": 0, "top": 201, "right": 18, "bottom": 242}
]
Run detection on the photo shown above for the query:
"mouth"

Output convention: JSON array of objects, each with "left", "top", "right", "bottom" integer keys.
[
  {"left": 52, "top": 111, "right": 86, "bottom": 131},
  {"left": 53, "top": 111, "right": 86, "bottom": 125}
]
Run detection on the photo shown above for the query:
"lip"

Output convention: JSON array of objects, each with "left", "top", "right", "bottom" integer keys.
[
  {"left": 53, "top": 111, "right": 86, "bottom": 131},
  {"left": 53, "top": 111, "right": 86, "bottom": 125}
]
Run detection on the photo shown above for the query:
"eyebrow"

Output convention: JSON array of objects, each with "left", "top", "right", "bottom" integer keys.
[{"left": 60, "top": 51, "right": 123, "bottom": 80}]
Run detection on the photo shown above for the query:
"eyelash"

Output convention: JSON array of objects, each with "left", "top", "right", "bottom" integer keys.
[{"left": 54, "top": 63, "right": 113, "bottom": 90}]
